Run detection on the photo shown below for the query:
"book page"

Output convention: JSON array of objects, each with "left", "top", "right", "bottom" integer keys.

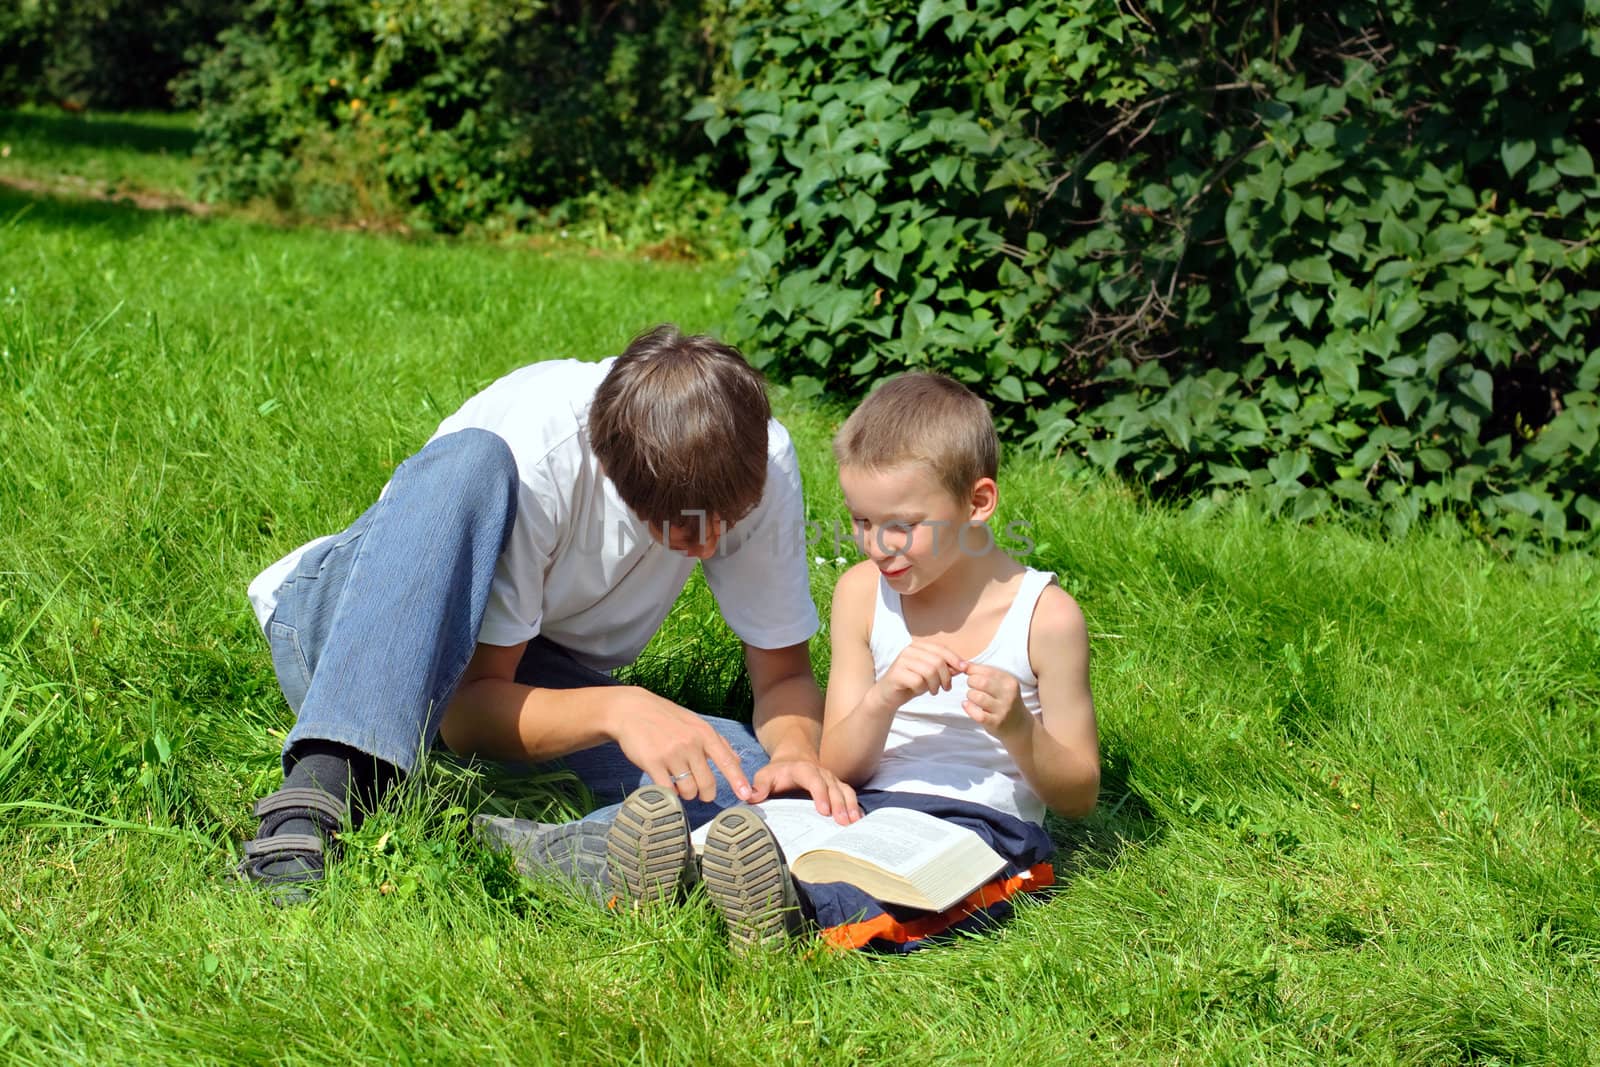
[
  {"left": 690, "top": 798, "right": 846, "bottom": 859},
  {"left": 812, "top": 807, "right": 983, "bottom": 877},
  {"left": 691, "top": 803, "right": 1007, "bottom": 911}
]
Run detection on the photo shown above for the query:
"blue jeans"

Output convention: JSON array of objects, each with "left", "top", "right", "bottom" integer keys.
[{"left": 262, "top": 428, "right": 767, "bottom": 825}]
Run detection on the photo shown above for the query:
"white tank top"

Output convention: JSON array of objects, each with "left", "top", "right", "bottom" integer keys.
[{"left": 866, "top": 567, "right": 1055, "bottom": 824}]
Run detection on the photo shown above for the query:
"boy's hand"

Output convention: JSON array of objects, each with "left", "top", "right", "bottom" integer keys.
[
  {"left": 606, "top": 688, "right": 755, "bottom": 804},
  {"left": 873, "top": 640, "right": 968, "bottom": 710},
  {"left": 961, "top": 663, "right": 1030, "bottom": 740},
  {"left": 752, "top": 758, "right": 862, "bottom": 824}
]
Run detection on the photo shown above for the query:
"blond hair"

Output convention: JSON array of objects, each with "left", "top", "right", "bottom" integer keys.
[
  {"left": 589, "top": 325, "right": 770, "bottom": 527},
  {"left": 833, "top": 372, "right": 998, "bottom": 500}
]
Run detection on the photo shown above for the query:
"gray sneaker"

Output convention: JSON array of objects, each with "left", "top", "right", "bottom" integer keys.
[
  {"left": 473, "top": 814, "right": 612, "bottom": 902},
  {"left": 604, "top": 785, "right": 695, "bottom": 905},
  {"left": 700, "top": 805, "right": 803, "bottom": 948}
]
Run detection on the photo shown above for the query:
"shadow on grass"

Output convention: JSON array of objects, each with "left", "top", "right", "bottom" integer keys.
[
  {"left": 0, "top": 186, "right": 194, "bottom": 238},
  {"left": 0, "top": 108, "right": 198, "bottom": 157},
  {"left": 1047, "top": 748, "right": 1164, "bottom": 877}
]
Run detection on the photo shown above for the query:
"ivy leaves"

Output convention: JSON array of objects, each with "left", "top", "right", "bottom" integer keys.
[{"left": 717, "top": 0, "right": 1600, "bottom": 550}]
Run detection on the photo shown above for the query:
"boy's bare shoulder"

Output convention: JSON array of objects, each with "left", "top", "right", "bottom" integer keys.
[
  {"left": 833, "top": 559, "right": 880, "bottom": 596},
  {"left": 828, "top": 560, "right": 880, "bottom": 638},
  {"left": 1031, "top": 581, "right": 1088, "bottom": 647}
]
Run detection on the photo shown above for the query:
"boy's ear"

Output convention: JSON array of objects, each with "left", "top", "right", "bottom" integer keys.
[{"left": 968, "top": 477, "right": 999, "bottom": 522}]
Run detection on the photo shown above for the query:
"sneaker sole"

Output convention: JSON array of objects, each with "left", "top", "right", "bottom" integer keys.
[
  {"left": 605, "top": 785, "right": 691, "bottom": 904},
  {"left": 701, "top": 807, "right": 798, "bottom": 947}
]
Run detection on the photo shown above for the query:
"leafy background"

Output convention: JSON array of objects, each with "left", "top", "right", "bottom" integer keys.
[
  {"left": 2, "top": 0, "right": 1596, "bottom": 542},
  {"left": 708, "top": 0, "right": 1600, "bottom": 550}
]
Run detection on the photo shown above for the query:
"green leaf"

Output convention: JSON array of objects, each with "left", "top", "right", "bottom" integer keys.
[
  {"left": 1085, "top": 438, "right": 1125, "bottom": 470},
  {"left": 1234, "top": 400, "right": 1268, "bottom": 432},
  {"left": 1288, "top": 256, "right": 1334, "bottom": 286},
  {"left": 730, "top": 34, "right": 758, "bottom": 74},
  {"left": 995, "top": 374, "right": 1025, "bottom": 403},
  {"left": 1268, "top": 450, "right": 1310, "bottom": 484},
  {"left": 1394, "top": 380, "right": 1428, "bottom": 418},
  {"left": 1527, "top": 163, "right": 1561, "bottom": 194},
  {"left": 704, "top": 114, "right": 733, "bottom": 145},
  {"left": 1501, "top": 40, "right": 1536, "bottom": 67},
  {"left": 1418, "top": 448, "right": 1452, "bottom": 472},
  {"left": 1328, "top": 224, "right": 1366, "bottom": 261},
  {"left": 1284, "top": 150, "right": 1338, "bottom": 187},
  {"left": 1423, "top": 225, "right": 1475, "bottom": 260},
  {"left": 1331, "top": 479, "right": 1372, "bottom": 503},
  {"left": 1321, "top": 353, "right": 1360, "bottom": 398},
  {"left": 873, "top": 248, "right": 904, "bottom": 282},
  {"left": 1208, "top": 463, "right": 1252, "bottom": 485},
  {"left": 1292, "top": 488, "right": 1331, "bottom": 522},
  {"left": 1307, "top": 428, "right": 1342, "bottom": 455},
  {"left": 789, "top": 375, "right": 825, "bottom": 400},
  {"left": 1501, "top": 138, "right": 1536, "bottom": 179},
  {"left": 1378, "top": 215, "right": 1419, "bottom": 257},
  {"left": 1557, "top": 145, "right": 1595, "bottom": 177},
  {"left": 915, "top": 0, "right": 954, "bottom": 37},
  {"left": 1497, "top": 490, "right": 1542, "bottom": 516},
  {"left": 1142, "top": 184, "right": 1175, "bottom": 211},
  {"left": 1249, "top": 263, "right": 1290, "bottom": 297},
  {"left": 903, "top": 301, "right": 935, "bottom": 333},
  {"left": 1390, "top": 295, "right": 1424, "bottom": 334},
  {"left": 1460, "top": 369, "right": 1493, "bottom": 410},
  {"left": 819, "top": 289, "right": 858, "bottom": 332},
  {"left": 845, "top": 152, "right": 890, "bottom": 179},
  {"left": 1287, "top": 292, "right": 1323, "bottom": 329},
  {"left": 1004, "top": 7, "right": 1034, "bottom": 34}
]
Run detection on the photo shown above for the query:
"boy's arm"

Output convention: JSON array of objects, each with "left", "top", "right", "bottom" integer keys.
[
  {"left": 965, "top": 585, "right": 1099, "bottom": 817},
  {"left": 820, "top": 562, "right": 968, "bottom": 786},
  {"left": 819, "top": 562, "right": 893, "bottom": 785},
  {"left": 743, "top": 641, "right": 860, "bottom": 822},
  {"left": 440, "top": 641, "right": 757, "bottom": 803}
]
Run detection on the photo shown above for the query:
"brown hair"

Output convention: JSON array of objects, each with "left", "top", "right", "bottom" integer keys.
[
  {"left": 833, "top": 372, "right": 999, "bottom": 500},
  {"left": 588, "top": 324, "right": 771, "bottom": 527}
]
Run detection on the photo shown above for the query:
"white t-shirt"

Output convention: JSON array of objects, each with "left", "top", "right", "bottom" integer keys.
[
  {"left": 866, "top": 567, "right": 1056, "bottom": 824},
  {"left": 247, "top": 358, "right": 819, "bottom": 670}
]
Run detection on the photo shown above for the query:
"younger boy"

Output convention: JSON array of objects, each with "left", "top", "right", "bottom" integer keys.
[{"left": 606, "top": 372, "right": 1099, "bottom": 950}]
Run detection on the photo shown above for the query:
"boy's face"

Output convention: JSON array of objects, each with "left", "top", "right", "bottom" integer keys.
[
  {"left": 838, "top": 463, "right": 994, "bottom": 596},
  {"left": 644, "top": 513, "right": 725, "bottom": 559}
]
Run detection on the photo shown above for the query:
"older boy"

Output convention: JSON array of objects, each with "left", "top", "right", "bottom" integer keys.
[
  {"left": 608, "top": 372, "right": 1099, "bottom": 950},
  {"left": 238, "top": 325, "right": 854, "bottom": 894}
]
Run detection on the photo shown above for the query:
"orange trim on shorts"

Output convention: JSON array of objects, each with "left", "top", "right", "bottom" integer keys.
[{"left": 817, "top": 863, "right": 1055, "bottom": 951}]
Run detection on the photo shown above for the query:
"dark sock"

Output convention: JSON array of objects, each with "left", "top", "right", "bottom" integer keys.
[{"left": 266, "top": 740, "right": 398, "bottom": 840}]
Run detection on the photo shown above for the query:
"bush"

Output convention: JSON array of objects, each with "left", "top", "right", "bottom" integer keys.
[
  {"left": 710, "top": 0, "right": 1600, "bottom": 549},
  {"left": 0, "top": 0, "right": 243, "bottom": 109},
  {"left": 181, "top": 0, "right": 732, "bottom": 231}
]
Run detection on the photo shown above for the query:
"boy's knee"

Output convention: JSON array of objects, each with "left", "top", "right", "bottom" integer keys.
[{"left": 403, "top": 429, "right": 518, "bottom": 519}]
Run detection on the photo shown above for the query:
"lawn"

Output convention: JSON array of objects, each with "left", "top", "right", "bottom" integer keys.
[
  {"left": 0, "top": 106, "right": 200, "bottom": 204},
  {"left": 1, "top": 136, "right": 1598, "bottom": 1063}
]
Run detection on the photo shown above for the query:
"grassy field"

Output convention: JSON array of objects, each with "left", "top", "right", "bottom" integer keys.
[
  {"left": 0, "top": 107, "right": 740, "bottom": 259},
  {"left": 2, "top": 154, "right": 1599, "bottom": 1061},
  {"left": 0, "top": 106, "right": 200, "bottom": 202}
]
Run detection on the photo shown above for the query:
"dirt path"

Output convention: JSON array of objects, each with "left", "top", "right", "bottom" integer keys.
[{"left": 0, "top": 172, "right": 214, "bottom": 216}]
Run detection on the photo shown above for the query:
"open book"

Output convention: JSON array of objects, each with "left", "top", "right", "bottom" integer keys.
[{"left": 691, "top": 799, "right": 1007, "bottom": 912}]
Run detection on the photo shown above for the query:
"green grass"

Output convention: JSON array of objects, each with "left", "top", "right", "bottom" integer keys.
[
  {"left": 0, "top": 108, "right": 743, "bottom": 261},
  {"left": 2, "top": 177, "right": 1599, "bottom": 1062},
  {"left": 0, "top": 107, "right": 200, "bottom": 200}
]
